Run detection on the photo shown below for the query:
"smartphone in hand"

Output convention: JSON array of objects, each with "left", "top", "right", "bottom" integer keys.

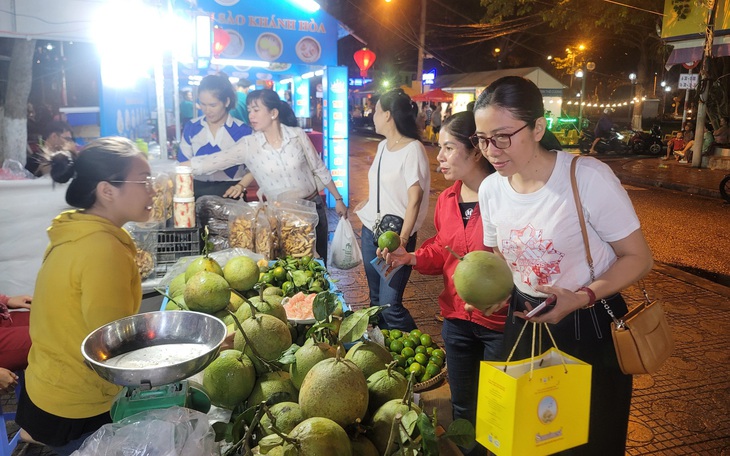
[{"left": 525, "top": 294, "right": 557, "bottom": 318}]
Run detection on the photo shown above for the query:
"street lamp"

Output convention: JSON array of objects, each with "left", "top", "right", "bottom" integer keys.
[
  {"left": 576, "top": 61, "right": 594, "bottom": 131},
  {"left": 629, "top": 73, "right": 637, "bottom": 129}
]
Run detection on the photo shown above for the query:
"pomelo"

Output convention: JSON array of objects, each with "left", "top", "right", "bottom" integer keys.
[
  {"left": 247, "top": 371, "right": 298, "bottom": 406},
  {"left": 290, "top": 342, "right": 337, "bottom": 389},
  {"left": 185, "top": 256, "right": 223, "bottom": 281},
  {"left": 377, "top": 231, "right": 401, "bottom": 252},
  {"left": 202, "top": 349, "right": 255, "bottom": 409},
  {"left": 259, "top": 401, "right": 304, "bottom": 436},
  {"left": 345, "top": 340, "right": 394, "bottom": 379},
  {"left": 184, "top": 271, "right": 230, "bottom": 313},
  {"left": 452, "top": 250, "right": 513, "bottom": 313},
  {"left": 284, "top": 417, "right": 352, "bottom": 456},
  {"left": 224, "top": 256, "right": 260, "bottom": 291}
]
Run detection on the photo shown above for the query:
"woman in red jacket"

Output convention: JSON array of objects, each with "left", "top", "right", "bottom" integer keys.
[{"left": 381, "top": 111, "right": 503, "bottom": 456}]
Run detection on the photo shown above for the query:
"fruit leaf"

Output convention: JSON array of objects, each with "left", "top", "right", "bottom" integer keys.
[
  {"left": 416, "top": 412, "right": 439, "bottom": 456},
  {"left": 400, "top": 410, "right": 420, "bottom": 441},
  {"left": 444, "top": 419, "right": 476, "bottom": 447},
  {"left": 212, "top": 421, "right": 231, "bottom": 442},
  {"left": 338, "top": 306, "right": 384, "bottom": 343},
  {"left": 277, "top": 343, "right": 300, "bottom": 365},
  {"left": 231, "top": 407, "right": 253, "bottom": 442},
  {"left": 312, "top": 291, "right": 338, "bottom": 322},
  {"left": 291, "top": 270, "right": 309, "bottom": 287}
]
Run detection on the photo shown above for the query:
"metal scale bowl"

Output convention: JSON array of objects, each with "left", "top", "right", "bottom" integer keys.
[{"left": 81, "top": 311, "right": 227, "bottom": 421}]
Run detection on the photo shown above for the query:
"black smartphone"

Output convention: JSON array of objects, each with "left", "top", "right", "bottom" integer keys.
[{"left": 525, "top": 294, "right": 557, "bottom": 318}]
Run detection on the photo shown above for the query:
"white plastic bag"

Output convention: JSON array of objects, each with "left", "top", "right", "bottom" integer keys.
[
  {"left": 328, "top": 217, "right": 362, "bottom": 269},
  {"left": 72, "top": 406, "right": 218, "bottom": 456}
]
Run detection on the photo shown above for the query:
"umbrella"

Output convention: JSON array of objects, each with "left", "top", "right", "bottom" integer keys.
[{"left": 412, "top": 88, "right": 454, "bottom": 103}]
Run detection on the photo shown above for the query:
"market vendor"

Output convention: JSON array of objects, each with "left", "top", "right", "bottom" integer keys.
[
  {"left": 16, "top": 137, "right": 155, "bottom": 455},
  {"left": 180, "top": 89, "right": 348, "bottom": 263},
  {"left": 177, "top": 73, "right": 253, "bottom": 199}
]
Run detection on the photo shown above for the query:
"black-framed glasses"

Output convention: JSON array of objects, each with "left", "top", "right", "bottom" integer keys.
[
  {"left": 108, "top": 175, "right": 156, "bottom": 191},
  {"left": 469, "top": 123, "right": 530, "bottom": 150}
]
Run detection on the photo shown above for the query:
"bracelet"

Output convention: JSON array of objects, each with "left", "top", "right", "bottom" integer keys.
[
  {"left": 335, "top": 197, "right": 343, "bottom": 201},
  {"left": 578, "top": 286, "right": 596, "bottom": 309}
]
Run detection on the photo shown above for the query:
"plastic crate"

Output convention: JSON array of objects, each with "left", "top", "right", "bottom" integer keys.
[{"left": 154, "top": 228, "right": 202, "bottom": 277}]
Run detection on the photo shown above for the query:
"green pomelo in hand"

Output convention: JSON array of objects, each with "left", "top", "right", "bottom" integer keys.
[
  {"left": 299, "top": 356, "right": 369, "bottom": 428},
  {"left": 247, "top": 371, "right": 298, "bottom": 407},
  {"left": 283, "top": 417, "right": 352, "bottom": 456},
  {"left": 185, "top": 257, "right": 223, "bottom": 281},
  {"left": 366, "top": 365, "right": 408, "bottom": 414},
  {"left": 290, "top": 343, "right": 337, "bottom": 390},
  {"left": 184, "top": 271, "right": 230, "bottom": 313},
  {"left": 169, "top": 273, "right": 186, "bottom": 297},
  {"left": 345, "top": 340, "right": 394, "bottom": 379},
  {"left": 377, "top": 230, "right": 401, "bottom": 252},
  {"left": 369, "top": 399, "right": 422, "bottom": 455},
  {"left": 224, "top": 256, "right": 260, "bottom": 291},
  {"left": 453, "top": 250, "right": 513, "bottom": 312},
  {"left": 259, "top": 401, "right": 304, "bottom": 436},
  {"left": 202, "top": 349, "right": 255, "bottom": 409}
]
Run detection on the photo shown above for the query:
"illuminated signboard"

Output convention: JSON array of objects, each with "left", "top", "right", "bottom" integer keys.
[
  {"left": 422, "top": 69, "right": 436, "bottom": 85},
  {"left": 348, "top": 78, "right": 373, "bottom": 87},
  {"left": 293, "top": 76, "right": 310, "bottom": 118},
  {"left": 323, "top": 66, "right": 349, "bottom": 207}
]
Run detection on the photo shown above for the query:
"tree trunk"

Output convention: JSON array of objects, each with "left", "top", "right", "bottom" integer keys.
[{"left": 2, "top": 38, "right": 35, "bottom": 164}]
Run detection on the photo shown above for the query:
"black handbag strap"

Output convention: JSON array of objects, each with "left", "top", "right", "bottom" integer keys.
[{"left": 376, "top": 143, "right": 385, "bottom": 217}]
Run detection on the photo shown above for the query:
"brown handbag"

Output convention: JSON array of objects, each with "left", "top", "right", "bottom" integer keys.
[{"left": 570, "top": 156, "right": 674, "bottom": 375}]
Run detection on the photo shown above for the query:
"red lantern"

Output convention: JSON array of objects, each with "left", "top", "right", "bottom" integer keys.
[
  {"left": 353, "top": 48, "right": 376, "bottom": 77},
  {"left": 213, "top": 27, "right": 231, "bottom": 57}
]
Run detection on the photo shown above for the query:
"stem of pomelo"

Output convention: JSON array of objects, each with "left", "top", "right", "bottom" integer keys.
[
  {"left": 444, "top": 246, "right": 463, "bottom": 261},
  {"left": 261, "top": 406, "right": 300, "bottom": 446},
  {"left": 230, "top": 288, "right": 258, "bottom": 317},
  {"left": 155, "top": 287, "right": 186, "bottom": 310},
  {"left": 226, "top": 300, "right": 280, "bottom": 372}
]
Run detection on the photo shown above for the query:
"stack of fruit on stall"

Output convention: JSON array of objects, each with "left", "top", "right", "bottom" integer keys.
[{"left": 162, "top": 249, "right": 474, "bottom": 455}]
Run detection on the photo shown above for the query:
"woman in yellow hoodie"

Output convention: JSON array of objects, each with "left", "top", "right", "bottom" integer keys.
[{"left": 16, "top": 137, "right": 155, "bottom": 454}]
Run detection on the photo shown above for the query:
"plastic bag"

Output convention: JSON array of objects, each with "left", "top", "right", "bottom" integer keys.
[
  {"left": 197, "top": 196, "right": 243, "bottom": 251},
  {"left": 228, "top": 201, "right": 257, "bottom": 251},
  {"left": 149, "top": 172, "right": 172, "bottom": 223},
  {"left": 71, "top": 406, "right": 218, "bottom": 456},
  {"left": 271, "top": 200, "right": 319, "bottom": 259},
  {"left": 1, "top": 159, "right": 34, "bottom": 180},
  {"left": 328, "top": 217, "right": 362, "bottom": 269},
  {"left": 124, "top": 222, "right": 161, "bottom": 280},
  {"left": 249, "top": 201, "right": 277, "bottom": 260}
]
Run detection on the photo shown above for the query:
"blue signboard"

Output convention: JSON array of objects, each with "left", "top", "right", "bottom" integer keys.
[
  {"left": 188, "top": 0, "right": 339, "bottom": 67},
  {"left": 322, "top": 66, "right": 348, "bottom": 207},
  {"left": 99, "top": 77, "right": 151, "bottom": 140},
  {"left": 293, "top": 76, "right": 310, "bottom": 118}
]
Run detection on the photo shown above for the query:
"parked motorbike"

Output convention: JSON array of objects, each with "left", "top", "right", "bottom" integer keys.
[
  {"left": 629, "top": 125, "right": 664, "bottom": 155},
  {"left": 579, "top": 128, "right": 628, "bottom": 154},
  {"left": 721, "top": 173, "right": 730, "bottom": 204}
]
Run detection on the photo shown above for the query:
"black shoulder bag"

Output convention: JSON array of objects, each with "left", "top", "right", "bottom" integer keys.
[{"left": 371, "top": 145, "right": 404, "bottom": 246}]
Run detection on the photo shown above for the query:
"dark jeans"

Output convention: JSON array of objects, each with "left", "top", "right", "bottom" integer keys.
[
  {"left": 505, "top": 289, "right": 633, "bottom": 456},
  {"left": 441, "top": 318, "right": 503, "bottom": 456},
  {"left": 311, "top": 195, "right": 328, "bottom": 265},
  {"left": 361, "top": 226, "right": 417, "bottom": 331}
]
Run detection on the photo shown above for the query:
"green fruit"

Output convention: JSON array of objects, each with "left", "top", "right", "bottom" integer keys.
[
  {"left": 224, "top": 256, "right": 260, "bottom": 291},
  {"left": 247, "top": 371, "right": 298, "bottom": 407},
  {"left": 389, "top": 339, "right": 404, "bottom": 354},
  {"left": 406, "top": 357, "right": 415, "bottom": 366},
  {"left": 290, "top": 343, "right": 337, "bottom": 389},
  {"left": 402, "top": 339, "right": 415, "bottom": 349},
  {"left": 183, "top": 271, "right": 230, "bottom": 313},
  {"left": 381, "top": 329, "right": 390, "bottom": 337},
  {"left": 425, "top": 363, "right": 441, "bottom": 376},
  {"left": 408, "top": 363, "right": 423, "bottom": 377},
  {"left": 432, "top": 349, "right": 445, "bottom": 359},
  {"left": 202, "top": 350, "right": 255, "bottom": 409},
  {"left": 185, "top": 256, "right": 223, "bottom": 281},
  {"left": 164, "top": 296, "right": 187, "bottom": 311},
  {"left": 350, "top": 435, "right": 379, "bottom": 456},
  {"left": 369, "top": 399, "right": 422, "bottom": 455},
  {"left": 389, "top": 329, "right": 402, "bottom": 340},
  {"left": 168, "top": 273, "right": 186, "bottom": 297},
  {"left": 426, "top": 346, "right": 434, "bottom": 355},
  {"left": 272, "top": 266, "right": 287, "bottom": 283},
  {"left": 408, "top": 336, "right": 421, "bottom": 347},
  {"left": 414, "top": 345, "right": 427, "bottom": 355},
  {"left": 429, "top": 356, "right": 445, "bottom": 368},
  {"left": 393, "top": 354, "right": 406, "bottom": 368},
  {"left": 345, "top": 341, "right": 394, "bottom": 379},
  {"left": 283, "top": 417, "right": 351, "bottom": 456},
  {"left": 234, "top": 313, "right": 292, "bottom": 374},
  {"left": 299, "top": 356, "right": 369, "bottom": 428},
  {"left": 263, "top": 286, "right": 284, "bottom": 297},
  {"left": 367, "top": 366, "right": 408, "bottom": 414},
  {"left": 419, "top": 334, "right": 433, "bottom": 347},
  {"left": 377, "top": 231, "right": 401, "bottom": 252},
  {"left": 414, "top": 353, "right": 428, "bottom": 366},
  {"left": 259, "top": 402, "right": 304, "bottom": 436},
  {"left": 453, "top": 250, "right": 513, "bottom": 312},
  {"left": 229, "top": 292, "right": 245, "bottom": 311},
  {"left": 401, "top": 347, "right": 415, "bottom": 359},
  {"left": 410, "top": 329, "right": 422, "bottom": 338}
]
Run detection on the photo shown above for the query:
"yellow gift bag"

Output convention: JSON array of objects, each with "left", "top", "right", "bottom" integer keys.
[{"left": 476, "top": 323, "right": 592, "bottom": 456}]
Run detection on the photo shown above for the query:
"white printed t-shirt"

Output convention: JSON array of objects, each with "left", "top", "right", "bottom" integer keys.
[{"left": 478, "top": 151, "right": 640, "bottom": 297}]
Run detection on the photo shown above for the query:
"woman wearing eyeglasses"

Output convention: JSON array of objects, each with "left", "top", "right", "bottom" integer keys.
[
  {"left": 473, "top": 76, "right": 653, "bottom": 455},
  {"left": 355, "top": 88, "right": 431, "bottom": 331},
  {"left": 16, "top": 138, "right": 155, "bottom": 455},
  {"left": 380, "top": 111, "right": 502, "bottom": 456}
]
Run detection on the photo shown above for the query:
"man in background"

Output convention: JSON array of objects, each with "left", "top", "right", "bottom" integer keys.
[
  {"left": 26, "top": 121, "right": 77, "bottom": 176},
  {"left": 230, "top": 79, "right": 252, "bottom": 125}
]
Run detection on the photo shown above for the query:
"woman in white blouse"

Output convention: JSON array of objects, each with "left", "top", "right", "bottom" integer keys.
[{"left": 183, "top": 89, "right": 347, "bottom": 262}]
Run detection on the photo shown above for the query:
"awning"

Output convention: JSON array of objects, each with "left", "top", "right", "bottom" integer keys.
[{"left": 666, "top": 36, "right": 730, "bottom": 68}]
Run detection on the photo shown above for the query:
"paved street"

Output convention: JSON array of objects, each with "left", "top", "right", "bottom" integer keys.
[{"left": 4, "top": 134, "right": 729, "bottom": 455}]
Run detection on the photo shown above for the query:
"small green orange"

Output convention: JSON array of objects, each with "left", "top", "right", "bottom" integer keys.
[
  {"left": 432, "top": 349, "right": 445, "bottom": 359},
  {"left": 389, "top": 329, "right": 403, "bottom": 340},
  {"left": 426, "top": 363, "right": 441, "bottom": 376},
  {"left": 429, "top": 356, "right": 445, "bottom": 368},
  {"left": 419, "top": 334, "right": 433, "bottom": 347},
  {"left": 406, "top": 357, "right": 415, "bottom": 366},
  {"left": 426, "top": 346, "right": 434, "bottom": 355},
  {"left": 402, "top": 339, "right": 416, "bottom": 349},
  {"left": 408, "top": 336, "right": 421, "bottom": 347},
  {"left": 414, "top": 353, "right": 428, "bottom": 366},
  {"left": 401, "top": 347, "right": 415, "bottom": 359},
  {"left": 410, "top": 329, "right": 423, "bottom": 338},
  {"left": 414, "top": 345, "right": 428, "bottom": 355},
  {"left": 378, "top": 231, "right": 401, "bottom": 252},
  {"left": 408, "top": 363, "right": 424, "bottom": 377},
  {"left": 393, "top": 354, "right": 406, "bottom": 368},
  {"left": 389, "top": 339, "right": 404, "bottom": 354}
]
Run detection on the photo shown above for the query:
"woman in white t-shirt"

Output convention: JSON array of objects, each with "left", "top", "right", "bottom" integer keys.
[
  {"left": 473, "top": 76, "right": 653, "bottom": 455},
  {"left": 355, "top": 88, "right": 431, "bottom": 331}
]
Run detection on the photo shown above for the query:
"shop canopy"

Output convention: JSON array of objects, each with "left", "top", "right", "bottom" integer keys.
[
  {"left": 433, "top": 67, "right": 564, "bottom": 93},
  {"left": 412, "top": 88, "right": 453, "bottom": 103}
]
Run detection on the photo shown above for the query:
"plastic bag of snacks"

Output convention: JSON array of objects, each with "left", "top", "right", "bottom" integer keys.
[
  {"left": 228, "top": 202, "right": 258, "bottom": 251},
  {"left": 270, "top": 199, "right": 319, "bottom": 259},
  {"left": 124, "top": 222, "right": 160, "bottom": 280},
  {"left": 197, "top": 196, "right": 243, "bottom": 251},
  {"left": 149, "top": 172, "right": 172, "bottom": 224},
  {"left": 249, "top": 202, "right": 277, "bottom": 260}
]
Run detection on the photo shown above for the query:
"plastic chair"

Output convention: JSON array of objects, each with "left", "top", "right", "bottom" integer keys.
[{"left": 0, "top": 371, "right": 23, "bottom": 456}]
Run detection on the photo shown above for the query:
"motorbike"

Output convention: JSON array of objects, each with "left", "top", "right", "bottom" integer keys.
[
  {"left": 721, "top": 173, "right": 730, "bottom": 204},
  {"left": 579, "top": 127, "right": 628, "bottom": 155},
  {"left": 628, "top": 125, "right": 664, "bottom": 155}
]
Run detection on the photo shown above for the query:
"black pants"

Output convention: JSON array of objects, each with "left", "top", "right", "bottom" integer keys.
[
  {"left": 310, "top": 194, "right": 328, "bottom": 265},
  {"left": 505, "top": 289, "right": 633, "bottom": 456},
  {"left": 193, "top": 180, "right": 239, "bottom": 200}
]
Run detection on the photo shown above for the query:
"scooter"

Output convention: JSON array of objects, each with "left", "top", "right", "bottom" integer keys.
[
  {"left": 629, "top": 125, "right": 664, "bottom": 155},
  {"left": 579, "top": 128, "right": 628, "bottom": 155}
]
